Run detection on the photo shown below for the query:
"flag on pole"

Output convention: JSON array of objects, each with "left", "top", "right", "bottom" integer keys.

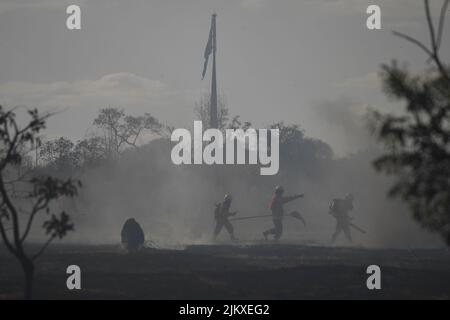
[
  {"left": 201, "top": 14, "right": 218, "bottom": 129},
  {"left": 202, "top": 16, "right": 215, "bottom": 79}
]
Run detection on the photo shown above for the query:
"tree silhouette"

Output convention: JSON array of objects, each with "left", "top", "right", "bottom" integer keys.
[
  {"left": 371, "top": 0, "right": 450, "bottom": 244},
  {"left": 194, "top": 92, "right": 230, "bottom": 130},
  {"left": 0, "top": 106, "right": 80, "bottom": 299},
  {"left": 93, "top": 107, "right": 170, "bottom": 156},
  {"left": 194, "top": 92, "right": 253, "bottom": 132},
  {"left": 40, "top": 137, "right": 76, "bottom": 168}
]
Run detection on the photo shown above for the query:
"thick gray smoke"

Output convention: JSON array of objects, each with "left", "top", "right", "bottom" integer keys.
[{"left": 57, "top": 132, "right": 443, "bottom": 249}]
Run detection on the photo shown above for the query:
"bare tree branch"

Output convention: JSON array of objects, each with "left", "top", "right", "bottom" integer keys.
[
  {"left": 424, "top": 0, "right": 437, "bottom": 52},
  {"left": 0, "top": 176, "right": 22, "bottom": 248},
  {"left": 392, "top": 0, "right": 450, "bottom": 83},
  {"left": 21, "top": 197, "right": 49, "bottom": 242},
  {"left": 31, "top": 235, "right": 55, "bottom": 261},
  {"left": 0, "top": 215, "right": 16, "bottom": 256},
  {"left": 437, "top": 0, "right": 450, "bottom": 49},
  {"left": 392, "top": 31, "right": 434, "bottom": 58}
]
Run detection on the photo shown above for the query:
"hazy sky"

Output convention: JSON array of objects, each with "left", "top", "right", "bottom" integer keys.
[{"left": 0, "top": 0, "right": 449, "bottom": 156}]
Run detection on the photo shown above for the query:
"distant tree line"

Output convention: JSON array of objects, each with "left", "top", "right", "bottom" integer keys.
[{"left": 36, "top": 108, "right": 172, "bottom": 170}]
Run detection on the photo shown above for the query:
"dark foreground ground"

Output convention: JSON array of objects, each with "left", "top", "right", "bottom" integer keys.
[{"left": 1, "top": 243, "right": 449, "bottom": 299}]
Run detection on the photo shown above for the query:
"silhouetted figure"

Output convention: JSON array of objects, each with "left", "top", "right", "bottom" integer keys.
[
  {"left": 329, "top": 193, "right": 354, "bottom": 243},
  {"left": 121, "top": 218, "right": 145, "bottom": 252},
  {"left": 213, "top": 194, "right": 237, "bottom": 240},
  {"left": 263, "top": 186, "right": 303, "bottom": 240}
]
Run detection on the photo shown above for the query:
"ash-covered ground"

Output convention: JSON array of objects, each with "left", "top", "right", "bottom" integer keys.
[{"left": 1, "top": 243, "right": 449, "bottom": 299}]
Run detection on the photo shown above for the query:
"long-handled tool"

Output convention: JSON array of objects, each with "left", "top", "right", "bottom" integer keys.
[
  {"left": 348, "top": 222, "right": 366, "bottom": 234},
  {"left": 329, "top": 212, "right": 366, "bottom": 234},
  {"left": 230, "top": 214, "right": 271, "bottom": 221},
  {"left": 230, "top": 211, "right": 306, "bottom": 226}
]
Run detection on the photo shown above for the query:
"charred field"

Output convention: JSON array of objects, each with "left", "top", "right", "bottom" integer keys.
[{"left": 1, "top": 243, "right": 449, "bottom": 300}]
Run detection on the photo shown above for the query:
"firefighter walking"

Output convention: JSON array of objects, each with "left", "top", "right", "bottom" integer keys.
[
  {"left": 329, "top": 193, "right": 355, "bottom": 243},
  {"left": 213, "top": 194, "right": 238, "bottom": 240}
]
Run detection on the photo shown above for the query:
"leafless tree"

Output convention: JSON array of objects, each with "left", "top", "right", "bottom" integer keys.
[
  {"left": 194, "top": 92, "right": 230, "bottom": 130},
  {"left": 93, "top": 107, "right": 170, "bottom": 156}
]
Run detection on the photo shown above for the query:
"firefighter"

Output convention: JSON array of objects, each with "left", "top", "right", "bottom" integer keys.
[
  {"left": 329, "top": 193, "right": 354, "bottom": 243},
  {"left": 121, "top": 218, "right": 145, "bottom": 252},
  {"left": 213, "top": 194, "right": 238, "bottom": 240},
  {"left": 263, "top": 186, "right": 304, "bottom": 240}
]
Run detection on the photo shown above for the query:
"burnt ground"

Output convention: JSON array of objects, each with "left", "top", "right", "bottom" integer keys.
[{"left": 0, "top": 243, "right": 449, "bottom": 299}]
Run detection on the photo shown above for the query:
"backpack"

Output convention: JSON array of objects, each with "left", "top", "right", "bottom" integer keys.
[{"left": 214, "top": 203, "right": 222, "bottom": 219}]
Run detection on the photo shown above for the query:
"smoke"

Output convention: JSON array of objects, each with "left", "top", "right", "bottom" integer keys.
[
  {"left": 312, "top": 96, "right": 375, "bottom": 156},
  {"left": 55, "top": 131, "right": 444, "bottom": 249}
]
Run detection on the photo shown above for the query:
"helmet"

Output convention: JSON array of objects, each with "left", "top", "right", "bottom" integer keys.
[
  {"left": 275, "top": 185, "right": 284, "bottom": 195},
  {"left": 345, "top": 193, "right": 354, "bottom": 201}
]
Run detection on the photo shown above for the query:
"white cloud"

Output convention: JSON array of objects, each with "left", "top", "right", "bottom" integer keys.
[{"left": 0, "top": 73, "right": 171, "bottom": 109}]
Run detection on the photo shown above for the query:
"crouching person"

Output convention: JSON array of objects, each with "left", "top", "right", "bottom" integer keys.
[{"left": 121, "top": 218, "right": 145, "bottom": 252}]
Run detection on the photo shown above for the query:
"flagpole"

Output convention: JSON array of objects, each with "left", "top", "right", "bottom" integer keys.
[
  {"left": 208, "top": 13, "right": 223, "bottom": 198},
  {"left": 210, "top": 13, "right": 218, "bottom": 129}
]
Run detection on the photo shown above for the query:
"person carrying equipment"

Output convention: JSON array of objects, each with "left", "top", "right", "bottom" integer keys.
[
  {"left": 213, "top": 194, "right": 238, "bottom": 240},
  {"left": 329, "top": 193, "right": 355, "bottom": 243}
]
